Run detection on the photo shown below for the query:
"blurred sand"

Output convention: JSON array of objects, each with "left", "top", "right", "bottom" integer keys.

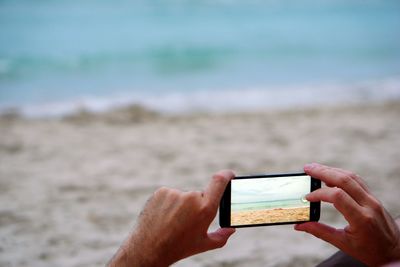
[
  {"left": 231, "top": 207, "right": 310, "bottom": 226},
  {"left": 1, "top": 101, "right": 400, "bottom": 267}
]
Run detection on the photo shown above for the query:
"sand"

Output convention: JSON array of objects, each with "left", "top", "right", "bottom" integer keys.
[
  {"left": 231, "top": 207, "right": 310, "bottom": 226},
  {"left": 1, "top": 101, "right": 400, "bottom": 267}
]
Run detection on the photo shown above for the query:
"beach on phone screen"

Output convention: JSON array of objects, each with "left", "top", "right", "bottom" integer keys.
[{"left": 231, "top": 176, "right": 310, "bottom": 226}]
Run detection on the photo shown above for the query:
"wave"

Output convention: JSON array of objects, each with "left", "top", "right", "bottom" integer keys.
[
  {"left": 1, "top": 77, "right": 399, "bottom": 118},
  {"left": 2, "top": 44, "right": 399, "bottom": 81},
  {"left": 0, "top": 45, "right": 236, "bottom": 81}
]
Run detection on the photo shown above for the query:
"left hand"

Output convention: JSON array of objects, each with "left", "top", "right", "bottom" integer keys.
[{"left": 108, "top": 170, "right": 236, "bottom": 267}]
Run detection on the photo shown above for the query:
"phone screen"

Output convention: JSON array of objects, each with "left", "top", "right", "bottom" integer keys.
[{"left": 230, "top": 174, "right": 312, "bottom": 226}]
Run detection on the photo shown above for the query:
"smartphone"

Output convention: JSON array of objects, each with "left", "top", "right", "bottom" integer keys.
[{"left": 219, "top": 172, "right": 321, "bottom": 228}]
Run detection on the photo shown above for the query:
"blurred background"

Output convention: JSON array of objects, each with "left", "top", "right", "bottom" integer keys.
[
  {"left": 1, "top": 0, "right": 399, "bottom": 115},
  {"left": 1, "top": 1, "right": 400, "bottom": 267}
]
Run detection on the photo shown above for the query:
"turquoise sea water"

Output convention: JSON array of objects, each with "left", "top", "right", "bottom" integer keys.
[
  {"left": 232, "top": 199, "right": 308, "bottom": 212},
  {"left": 1, "top": 0, "right": 400, "bottom": 115}
]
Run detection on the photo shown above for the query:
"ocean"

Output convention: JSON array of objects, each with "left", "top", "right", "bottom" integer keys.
[
  {"left": 1, "top": 0, "right": 400, "bottom": 116},
  {"left": 232, "top": 199, "right": 308, "bottom": 212}
]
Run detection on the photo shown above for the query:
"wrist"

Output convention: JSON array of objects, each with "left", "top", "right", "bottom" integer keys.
[
  {"left": 116, "top": 231, "right": 169, "bottom": 267},
  {"left": 379, "top": 238, "right": 400, "bottom": 267},
  {"left": 108, "top": 234, "right": 157, "bottom": 267},
  {"left": 388, "top": 243, "right": 400, "bottom": 264}
]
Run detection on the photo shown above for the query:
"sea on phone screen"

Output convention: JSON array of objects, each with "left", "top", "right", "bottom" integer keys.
[{"left": 231, "top": 176, "right": 310, "bottom": 225}]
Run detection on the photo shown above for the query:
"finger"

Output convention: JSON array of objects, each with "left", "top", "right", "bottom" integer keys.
[
  {"left": 304, "top": 163, "right": 369, "bottom": 205},
  {"left": 204, "top": 170, "right": 235, "bottom": 209},
  {"left": 203, "top": 228, "right": 236, "bottom": 250},
  {"left": 324, "top": 182, "right": 336, "bottom": 187},
  {"left": 330, "top": 167, "right": 371, "bottom": 193},
  {"left": 295, "top": 222, "right": 345, "bottom": 250},
  {"left": 306, "top": 187, "right": 364, "bottom": 226}
]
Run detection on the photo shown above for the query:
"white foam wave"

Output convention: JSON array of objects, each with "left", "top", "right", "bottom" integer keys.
[{"left": 1, "top": 78, "right": 400, "bottom": 118}]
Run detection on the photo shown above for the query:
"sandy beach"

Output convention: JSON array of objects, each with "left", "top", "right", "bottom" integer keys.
[
  {"left": 232, "top": 207, "right": 309, "bottom": 226},
  {"left": 1, "top": 100, "right": 400, "bottom": 267}
]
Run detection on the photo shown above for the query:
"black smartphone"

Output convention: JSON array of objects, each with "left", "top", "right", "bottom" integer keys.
[{"left": 219, "top": 172, "right": 321, "bottom": 228}]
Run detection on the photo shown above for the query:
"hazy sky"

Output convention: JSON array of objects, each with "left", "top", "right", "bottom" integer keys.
[{"left": 231, "top": 175, "right": 310, "bottom": 203}]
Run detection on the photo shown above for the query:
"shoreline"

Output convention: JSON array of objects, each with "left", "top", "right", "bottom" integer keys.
[
  {"left": 1, "top": 77, "right": 400, "bottom": 118},
  {"left": 1, "top": 98, "right": 400, "bottom": 125}
]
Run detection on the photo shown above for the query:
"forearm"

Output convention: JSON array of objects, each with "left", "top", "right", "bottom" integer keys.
[
  {"left": 108, "top": 234, "right": 160, "bottom": 267},
  {"left": 108, "top": 244, "right": 132, "bottom": 267}
]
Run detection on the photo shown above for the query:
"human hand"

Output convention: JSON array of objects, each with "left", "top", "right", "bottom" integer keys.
[
  {"left": 108, "top": 170, "right": 236, "bottom": 267},
  {"left": 295, "top": 163, "right": 400, "bottom": 267}
]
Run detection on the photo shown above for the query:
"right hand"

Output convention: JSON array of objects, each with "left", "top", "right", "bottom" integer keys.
[{"left": 295, "top": 163, "right": 400, "bottom": 267}]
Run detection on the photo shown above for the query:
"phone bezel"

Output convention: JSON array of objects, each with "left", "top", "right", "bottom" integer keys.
[{"left": 219, "top": 172, "right": 321, "bottom": 228}]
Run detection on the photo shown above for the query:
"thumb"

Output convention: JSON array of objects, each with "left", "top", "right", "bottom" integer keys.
[{"left": 203, "top": 228, "right": 236, "bottom": 250}]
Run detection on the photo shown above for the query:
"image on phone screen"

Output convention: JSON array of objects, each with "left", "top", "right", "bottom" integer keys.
[{"left": 230, "top": 175, "right": 312, "bottom": 226}]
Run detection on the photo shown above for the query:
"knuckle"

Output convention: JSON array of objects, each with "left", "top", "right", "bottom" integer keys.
[
  {"left": 212, "top": 173, "right": 226, "bottom": 184},
  {"left": 362, "top": 210, "right": 375, "bottom": 223},
  {"left": 155, "top": 187, "right": 182, "bottom": 201},
  {"left": 347, "top": 172, "right": 359, "bottom": 180},
  {"left": 368, "top": 197, "right": 384, "bottom": 214},
  {"left": 154, "top": 186, "right": 169, "bottom": 197},
  {"left": 319, "top": 165, "right": 330, "bottom": 174},
  {"left": 332, "top": 188, "right": 346, "bottom": 201},
  {"left": 167, "top": 188, "right": 181, "bottom": 199},
  {"left": 338, "top": 175, "right": 352, "bottom": 187}
]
